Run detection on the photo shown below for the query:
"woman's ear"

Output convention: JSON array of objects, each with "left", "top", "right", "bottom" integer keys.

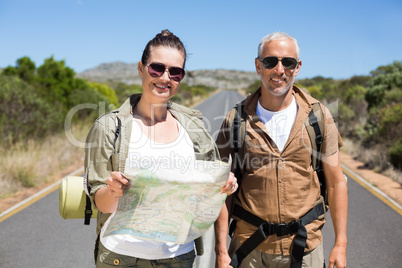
[{"left": 138, "top": 61, "right": 144, "bottom": 78}]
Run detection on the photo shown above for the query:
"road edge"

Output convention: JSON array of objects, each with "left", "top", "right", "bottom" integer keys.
[
  {"left": 341, "top": 163, "right": 402, "bottom": 216},
  {"left": 0, "top": 167, "right": 84, "bottom": 222}
]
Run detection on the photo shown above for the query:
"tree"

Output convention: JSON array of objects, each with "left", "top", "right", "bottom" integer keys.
[
  {"left": 16, "top": 56, "right": 36, "bottom": 82},
  {"left": 366, "top": 61, "right": 402, "bottom": 109},
  {"left": 36, "top": 56, "right": 80, "bottom": 106},
  {"left": 1, "top": 56, "right": 36, "bottom": 82},
  {"left": 2, "top": 66, "right": 18, "bottom": 76},
  {"left": 363, "top": 61, "right": 402, "bottom": 170}
]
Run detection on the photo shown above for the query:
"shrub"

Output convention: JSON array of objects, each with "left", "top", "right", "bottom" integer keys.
[
  {"left": 306, "top": 85, "right": 322, "bottom": 99},
  {"left": 377, "top": 103, "right": 402, "bottom": 145},
  {"left": 389, "top": 138, "right": 402, "bottom": 170},
  {"left": 67, "top": 87, "right": 113, "bottom": 121},
  {"left": 0, "top": 76, "right": 64, "bottom": 144},
  {"left": 89, "top": 82, "right": 119, "bottom": 106},
  {"left": 113, "top": 83, "right": 143, "bottom": 104}
]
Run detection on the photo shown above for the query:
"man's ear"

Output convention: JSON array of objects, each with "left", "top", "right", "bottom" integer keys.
[
  {"left": 255, "top": 58, "right": 262, "bottom": 76},
  {"left": 138, "top": 61, "right": 144, "bottom": 78},
  {"left": 294, "top": 60, "right": 302, "bottom": 77}
]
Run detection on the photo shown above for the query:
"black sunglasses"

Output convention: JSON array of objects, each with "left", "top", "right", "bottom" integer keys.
[
  {"left": 258, "top": 56, "right": 298, "bottom": 70},
  {"left": 147, "top": 63, "right": 185, "bottom": 82}
]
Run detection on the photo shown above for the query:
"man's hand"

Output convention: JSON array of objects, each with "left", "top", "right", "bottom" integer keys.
[
  {"left": 328, "top": 244, "right": 347, "bottom": 268},
  {"left": 215, "top": 252, "right": 233, "bottom": 268},
  {"left": 220, "top": 172, "right": 238, "bottom": 195}
]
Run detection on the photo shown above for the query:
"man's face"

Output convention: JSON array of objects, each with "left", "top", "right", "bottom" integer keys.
[{"left": 255, "top": 39, "right": 301, "bottom": 97}]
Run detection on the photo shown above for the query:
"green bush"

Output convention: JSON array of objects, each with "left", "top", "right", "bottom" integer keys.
[
  {"left": 67, "top": 87, "right": 113, "bottom": 121},
  {"left": 0, "top": 76, "right": 64, "bottom": 144},
  {"left": 113, "top": 83, "right": 143, "bottom": 104},
  {"left": 89, "top": 82, "right": 119, "bottom": 106},
  {"left": 389, "top": 138, "right": 402, "bottom": 170},
  {"left": 366, "top": 84, "right": 388, "bottom": 109},
  {"left": 305, "top": 85, "right": 322, "bottom": 99},
  {"left": 377, "top": 103, "right": 402, "bottom": 144},
  {"left": 384, "top": 88, "right": 402, "bottom": 104}
]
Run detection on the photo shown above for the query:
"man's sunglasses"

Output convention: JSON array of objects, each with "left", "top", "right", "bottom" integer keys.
[
  {"left": 147, "top": 63, "right": 185, "bottom": 82},
  {"left": 258, "top": 56, "right": 298, "bottom": 70}
]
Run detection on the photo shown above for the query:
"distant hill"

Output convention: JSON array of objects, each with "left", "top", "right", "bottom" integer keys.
[{"left": 76, "top": 62, "right": 260, "bottom": 90}]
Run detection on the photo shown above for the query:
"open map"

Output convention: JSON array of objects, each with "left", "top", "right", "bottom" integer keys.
[{"left": 103, "top": 160, "right": 230, "bottom": 244}]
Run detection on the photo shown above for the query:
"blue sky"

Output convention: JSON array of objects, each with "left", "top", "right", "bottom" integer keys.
[{"left": 1, "top": 0, "right": 401, "bottom": 79}]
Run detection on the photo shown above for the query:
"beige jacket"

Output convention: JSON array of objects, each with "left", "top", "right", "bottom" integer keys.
[{"left": 84, "top": 93, "right": 220, "bottom": 255}]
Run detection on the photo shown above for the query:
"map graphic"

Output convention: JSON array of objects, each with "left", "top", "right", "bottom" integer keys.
[{"left": 103, "top": 160, "right": 230, "bottom": 244}]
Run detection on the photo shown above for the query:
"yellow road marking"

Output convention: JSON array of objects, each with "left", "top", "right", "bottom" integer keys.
[
  {"left": 0, "top": 183, "right": 60, "bottom": 222},
  {"left": 0, "top": 168, "right": 84, "bottom": 223},
  {"left": 342, "top": 164, "right": 402, "bottom": 216}
]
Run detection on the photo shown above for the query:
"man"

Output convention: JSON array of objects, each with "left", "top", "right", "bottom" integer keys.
[{"left": 214, "top": 32, "right": 348, "bottom": 268}]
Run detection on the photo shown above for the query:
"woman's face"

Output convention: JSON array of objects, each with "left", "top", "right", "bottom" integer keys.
[{"left": 138, "top": 46, "right": 185, "bottom": 104}]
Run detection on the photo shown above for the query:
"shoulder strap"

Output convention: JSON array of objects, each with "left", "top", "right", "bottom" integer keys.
[
  {"left": 305, "top": 103, "right": 324, "bottom": 171},
  {"left": 304, "top": 103, "right": 326, "bottom": 203},
  {"left": 227, "top": 103, "right": 247, "bottom": 237},
  {"left": 113, "top": 116, "right": 122, "bottom": 152},
  {"left": 229, "top": 103, "right": 247, "bottom": 184}
]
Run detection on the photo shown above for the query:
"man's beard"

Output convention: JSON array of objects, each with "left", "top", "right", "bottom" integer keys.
[{"left": 261, "top": 73, "right": 295, "bottom": 97}]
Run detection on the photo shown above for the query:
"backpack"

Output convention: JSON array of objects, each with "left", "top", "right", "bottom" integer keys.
[{"left": 58, "top": 117, "right": 121, "bottom": 224}]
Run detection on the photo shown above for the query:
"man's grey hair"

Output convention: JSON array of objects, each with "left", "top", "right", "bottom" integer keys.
[{"left": 257, "top": 32, "right": 300, "bottom": 60}]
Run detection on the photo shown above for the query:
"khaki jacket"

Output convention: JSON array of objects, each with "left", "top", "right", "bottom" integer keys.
[{"left": 84, "top": 94, "right": 220, "bottom": 255}]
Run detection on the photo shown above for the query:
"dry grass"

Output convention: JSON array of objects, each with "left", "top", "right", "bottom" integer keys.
[
  {"left": 342, "top": 139, "right": 402, "bottom": 184},
  {"left": 0, "top": 121, "right": 91, "bottom": 199},
  {"left": 383, "top": 167, "right": 402, "bottom": 185}
]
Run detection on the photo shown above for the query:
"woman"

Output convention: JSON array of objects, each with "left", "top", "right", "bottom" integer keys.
[{"left": 84, "top": 30, "right": 237, "bottom": 267}]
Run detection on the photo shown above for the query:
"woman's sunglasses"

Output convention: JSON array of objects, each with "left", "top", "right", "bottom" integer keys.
[
  {"left": 258, "top": 56, "right": 298, "bottom": 70},
  {"left": 147, "top": 63, "right": 185, "bottom": 82}
]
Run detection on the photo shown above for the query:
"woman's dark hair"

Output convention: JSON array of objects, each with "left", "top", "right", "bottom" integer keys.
[{"left": 141, "top": 29, "right": 187, "bottom": 68}]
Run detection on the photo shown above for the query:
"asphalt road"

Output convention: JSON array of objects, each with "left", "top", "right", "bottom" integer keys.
[{"left": 1, "top": 91, "right": 401, "bottom": 268}]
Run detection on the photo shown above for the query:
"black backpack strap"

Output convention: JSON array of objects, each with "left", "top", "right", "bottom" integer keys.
[
  {"left": 230, "top": 103, "right": 247, "bottom": 182},
  {"left": 112, "top": 116, "right": 122, "bottom": 151},
  {"left": 305, "top": 103, "right": 326, "bottom": 203},
  {"left": 230, "top": 201, "right": 325, "bottom": 268},
  {"left": 228, "top": 103, "right": 247, "bottom": 237},
  {"left": 84, "top": 116, "right": 122, "bottom": 225},
  {"left": 84, "top": 195, "right": 92, "bottom": 225}
]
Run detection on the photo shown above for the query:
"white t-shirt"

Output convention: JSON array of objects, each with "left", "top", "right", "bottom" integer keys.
[
  {"left": 100, "top": 118, "right": 196, "bottom": 259},
  {"left": 256, "top": 96, "right": 298, "bottom": 153}
]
